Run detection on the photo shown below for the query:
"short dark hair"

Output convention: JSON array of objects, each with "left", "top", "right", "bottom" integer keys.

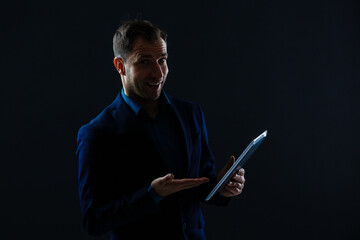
[{"left": 113, "top": 20, "right": 167, "bottom": 61}]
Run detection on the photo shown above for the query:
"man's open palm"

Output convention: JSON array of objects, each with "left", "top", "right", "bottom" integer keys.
[{"left": 151, "top": 174, "right": 209, "bottom": 197}]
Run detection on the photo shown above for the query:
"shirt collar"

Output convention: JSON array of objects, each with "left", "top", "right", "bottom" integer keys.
[{"left": 121, "top": 88, "right": 171, "bottom": 116}]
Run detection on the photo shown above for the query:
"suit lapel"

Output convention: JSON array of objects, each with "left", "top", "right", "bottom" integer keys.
[
  {"left": 110, "top": 92, "right": 169, "bottom": 169},
  {"left": 110, "top": 92, "right": 192, "bottom": 177},
  {"left": 110, "top": 93, "right": 143, "bottom": 135},
  {"left": 169, "top": 99, "right": 191, "bottom": 177}
]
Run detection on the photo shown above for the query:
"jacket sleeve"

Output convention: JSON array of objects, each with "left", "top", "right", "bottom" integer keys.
[{"left": 76, "top": 124, "right": 161, "bottom": 236}]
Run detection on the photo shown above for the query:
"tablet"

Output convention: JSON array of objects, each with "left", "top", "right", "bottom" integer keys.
[{"left": 205, "top": 130, "right": 267, "bottom": 201}]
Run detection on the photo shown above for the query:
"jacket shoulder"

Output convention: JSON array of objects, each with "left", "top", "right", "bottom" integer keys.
[
  {"left": 78, "top": 93, "right": 126, "bottom": 134},
  {"left": 76, "top": 105, "right": 115, "bottom": 144},
  {"left": 80, "top": 105, "right": 115, "bottom": 132},
  {"left": 167, "top": 95, "right": 202, "bottom": 113}
]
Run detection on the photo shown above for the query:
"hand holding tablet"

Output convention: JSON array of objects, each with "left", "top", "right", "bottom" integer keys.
[{"left": 205, "top": 130, "right": 268, "bottom": 201}]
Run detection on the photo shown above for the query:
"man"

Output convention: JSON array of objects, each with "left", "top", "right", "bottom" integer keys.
[{"left": 76, "top": 20, "right": 245, "bottom": 240}]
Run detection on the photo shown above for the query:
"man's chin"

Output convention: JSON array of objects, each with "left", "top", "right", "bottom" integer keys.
[
  {"left": 149, "top": 95, "right": 161, "bottom": 101},
  {"left": 138, "top": 88, "right": 163, "bottom": 102},
  {"left": 147, "top": 91, "right": 162, "bottom": 101}
]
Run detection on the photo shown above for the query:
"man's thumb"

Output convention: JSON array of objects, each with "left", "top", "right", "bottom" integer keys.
[
  {"left": 161, "top": 173, "right": 174, "bottom": 184},
  {"left": 226, "top": 155, "right": 235, "bottom": 169}
]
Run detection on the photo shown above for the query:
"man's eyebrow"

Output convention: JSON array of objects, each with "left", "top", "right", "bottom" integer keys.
[
  {"left": 138, "top": 54, "right": 152, "bottom": 58},
  {"left": 138, "top": 53, "right": 168, "bottom": 58}
]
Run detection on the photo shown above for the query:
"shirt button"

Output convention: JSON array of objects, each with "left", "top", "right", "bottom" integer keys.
[{"left": 183, "top": 222, "right": 187, "bottom": 230}]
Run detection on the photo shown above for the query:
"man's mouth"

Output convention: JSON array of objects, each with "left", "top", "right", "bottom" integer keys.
[{"left": 146, "top": 81, "right": 162, "bottom": 88}]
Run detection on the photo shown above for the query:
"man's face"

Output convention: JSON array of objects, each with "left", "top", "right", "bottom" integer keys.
[{"left": 122, "top": 37, "right": 168, "bottom": 103}]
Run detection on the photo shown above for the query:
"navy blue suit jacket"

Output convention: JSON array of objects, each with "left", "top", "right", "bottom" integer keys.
[{"left": 76, "top": 92, "right": 228, "bottom": 239}]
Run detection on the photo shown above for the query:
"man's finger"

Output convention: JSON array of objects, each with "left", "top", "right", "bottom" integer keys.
[
  {"left": 226, "top": 155, "right": 235, "bottom": 169},
  {"left": 170, "top": 178, "right": 209, "bottom": 191},
  {"left": 218, "top": 155, "right": 236, "bottom": 181},
  {"left": 232, "top": 173, "right": 245, "bottom": 184},
  {"left": 227, "top": 181, "right": 242, "bottom": 188},
  {"left": 160, "top": 173, "right": 174, "bottom": 185},
  {"left": 172, "top": 177, "right": 209, "bottom": 186},
  {"left": 224, "top": 185, "right": 242, "bottom": 195},
  {"left": 237, "top": 168, "right": 245, "bottom": 176},
  {"left": 220, "top": 187, "right": 235, "bottom": 196}
]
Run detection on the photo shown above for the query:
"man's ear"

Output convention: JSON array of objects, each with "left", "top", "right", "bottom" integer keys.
[{"left": 114, "top": 57, "right": 126, "bottom": 76}]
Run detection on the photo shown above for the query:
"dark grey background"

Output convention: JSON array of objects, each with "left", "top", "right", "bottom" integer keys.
[{"left": 2, "top": 0, "right": 359, "bottom": 239}]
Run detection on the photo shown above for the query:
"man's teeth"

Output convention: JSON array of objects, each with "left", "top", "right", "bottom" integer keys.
[{"left": 148, "top": 82, "right": 160, "bottom": 86}]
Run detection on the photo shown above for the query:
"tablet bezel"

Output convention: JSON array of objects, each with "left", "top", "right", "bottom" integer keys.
[{"left": 205, "top": 130, "right": 267, "bottom": 201}]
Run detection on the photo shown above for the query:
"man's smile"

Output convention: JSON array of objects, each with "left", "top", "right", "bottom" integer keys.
[{"left": 146, "top": 81, "right": 162, "bottom": 88}]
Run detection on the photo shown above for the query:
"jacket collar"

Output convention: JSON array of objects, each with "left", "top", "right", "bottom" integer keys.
[
  {"left": 120, "top": 88, "right": 172, "bottom": 117},
  {"left": 109, "top": 91, "right": 191, "bottom": 175}
]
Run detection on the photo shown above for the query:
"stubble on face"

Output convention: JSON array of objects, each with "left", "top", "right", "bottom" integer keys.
[{"left": 123, "top": 38, "right": 168, "bottom": 106}]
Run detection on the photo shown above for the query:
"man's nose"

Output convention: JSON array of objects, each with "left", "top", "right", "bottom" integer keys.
[{"left": 152, "top": 62, "right": 164, "bottom": 79}]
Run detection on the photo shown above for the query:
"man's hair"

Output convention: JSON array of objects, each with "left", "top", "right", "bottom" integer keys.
[{"left": 113, "top": 20, "right": 167, "bottom": 61}]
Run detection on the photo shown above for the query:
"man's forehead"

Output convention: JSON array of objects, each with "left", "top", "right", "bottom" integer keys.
[{"left": 131, "top": 38, "right": 167, "bottom": 58}]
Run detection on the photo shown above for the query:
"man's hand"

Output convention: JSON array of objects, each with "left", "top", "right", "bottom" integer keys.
[
  {"left": 151, "top": 174, "right": 209, "bottom": 197},
  {"left": 218, "top": 155, "right": 246, "bottom": 197}
]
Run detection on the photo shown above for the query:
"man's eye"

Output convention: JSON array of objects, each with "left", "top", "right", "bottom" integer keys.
[
  {"left": 159, "top": 58, "right": 167, "bottom": 64},
  {"left": 140, "top": 59, "right": 149, "bottom": 64}
]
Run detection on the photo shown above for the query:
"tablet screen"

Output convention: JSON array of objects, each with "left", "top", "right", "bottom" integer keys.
[{"left": 205, "top": 130, "right": 267, "bottom": 201}]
